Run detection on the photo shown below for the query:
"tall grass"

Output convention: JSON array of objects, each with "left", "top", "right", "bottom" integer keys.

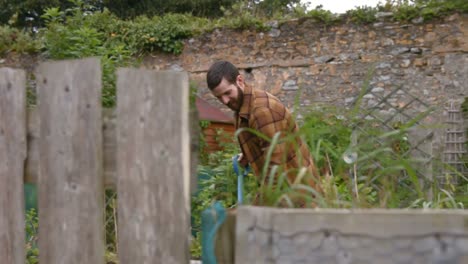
[{"left": 193, "top": 92, "right": 465, "bottom": 211}]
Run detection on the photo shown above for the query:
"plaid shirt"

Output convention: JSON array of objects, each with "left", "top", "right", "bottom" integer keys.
[{"left": 235, "top": 84, "right": 319, "bottom": 187}]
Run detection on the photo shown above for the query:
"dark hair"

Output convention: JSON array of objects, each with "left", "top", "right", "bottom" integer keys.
[{"left": 206, "top": 60, "right": 239, "bottom": 90}]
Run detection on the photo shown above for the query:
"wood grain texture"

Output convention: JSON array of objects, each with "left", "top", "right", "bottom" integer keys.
[
  {"left": 26, "top": 106, "right": 197, "bottom": 191},
  {"left": 0, "top": 68, "right": 26, "bottom": 264},
  {"left": 116, "top": 68, "right": 190, "bottom": 264},
  {"left": 25, "top": 108, "right": 117, "bottom": 188},
  {"left": 235, "top": 206, "right": 468, "bottom": 264},
  {"left": 36, "top": 58, "right": 104, "bottom": 264},
  {"left": 215, "top": 211, "right": 237, "bottom": 264}
]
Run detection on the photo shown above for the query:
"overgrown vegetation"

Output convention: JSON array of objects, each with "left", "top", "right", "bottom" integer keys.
[
  {"left": 4, "top": 0, "right": 467, "bottom": 261},
  {"left": 188, "top": 92, "right": 467, "bottom": 258},
  {"left": 25, "top": 209, "right": 38, "bottom": 264}
]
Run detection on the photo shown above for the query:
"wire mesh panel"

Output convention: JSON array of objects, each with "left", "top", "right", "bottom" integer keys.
[
  {"left": 235, "top": 206, "right": 468, "bottom": 264},
  {"left": 349, "top": 85, "right": 434, "bottom": 194}
]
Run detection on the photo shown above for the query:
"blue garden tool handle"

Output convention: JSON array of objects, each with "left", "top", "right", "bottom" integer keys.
[{"left": 232, "top": 154, "right": 250, "bottom": 205}]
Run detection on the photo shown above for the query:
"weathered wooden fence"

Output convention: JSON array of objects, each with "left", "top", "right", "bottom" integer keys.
[
  {"left": 2, "top": 57, "right": 468, "bottom": 264},
  {"left": 0, "top": 58, "right": 190, "bottom": 264}
]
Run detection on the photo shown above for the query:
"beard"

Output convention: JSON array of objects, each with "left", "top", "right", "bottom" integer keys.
[{"left": 227, "top": 85, "right": 244, "bottom": 112}]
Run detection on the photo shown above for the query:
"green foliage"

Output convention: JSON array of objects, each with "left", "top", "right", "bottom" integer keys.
[
  {"left": 190, "top": 140, "right": 258, "bottom": 258},
  {"left": 254, "top": 0, "right": 302, "bottom": 17},
  {"left": 392, "top": 0, "right": 468, "bottom": 22},
  {"left": 305, "top": 5, "right": 339, "bottom": 24},
  {"left": 0, "top": 25, "right": 39, "bottom": 54},
  {"left": 346, "top": 6, "right": 379, "bottom": 24},
  {"left": 216, "top": 1, "right": 270, "bottom": 31},
  {"left": 25, "top": 208, "right": 39, "bottom": 264},
  {"left": 102, "top": 0, "right": 238, "bottom": 19},
  {"left": 110, "top": 14, "right": 195, "bottom": 55},
  {"left": 39, "top": 4, "right": 133, "bottom": 107},
  {"left": 392, "top": 2, "right": 421, "bottom": 21}
]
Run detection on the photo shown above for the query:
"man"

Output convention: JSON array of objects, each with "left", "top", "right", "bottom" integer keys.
[{"left": 206, "top": 61, "right": 320, "bottom": 202}]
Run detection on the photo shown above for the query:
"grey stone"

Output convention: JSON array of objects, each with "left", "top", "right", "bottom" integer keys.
[
  {"left": 363, "top": 94, "right": 374, "bottom": 99},
  {"left": 376, "top": 62, "right": 392, "bottom": 69},
  {"left": 378, "top": 75, "right": 391, "bottom": 81},
  {"left": 382, "top": 38, "right": 395, "bottom": 46},
  {"left": 267, "top": 20, "right": 279, "bottom": 28},
  {"left": 170, "top": 64, "right": 184, "bottom": 71},
  {"left": 410, "top": 47, "right": 422, "bottom": 54},
  {"left": 268, "top": 29, "right": 281, "bottom": 38},
  {"left": 367, "top": 99, "right": 378, "bottom": 107},
  {"left": 345, "top": 97, "right": 355, "bottom": 104},
  {"left": 378, "top": 109, "right": 391, "bottom": 116},
  {"left": 339, "top": 53, "right": 359, "bottom": 61},
  {"left": 391, "top": 47, "right": 410, "bottom": 55},
  {"left": 282, "top": 80, "right": 298, "bottom": 90},
  {"left": 401, "top": 59, "right": 411, "bottom": 68},
  {"left": 429, "top": 57, "right": 442, "bottom": 66},
  {"left": 376, "top": 12, "right": 393, "bottom": 19},
  {"left": 373, "top": 22, "right": 384, "bottom": 27},
  {"left": 372, "top": 87, "right": 385, "bottom": 93},
  {"left": 411, "top": 17, "right": 424, "bottom": 24},
  {"left": 314, "top": 55, "right": 335, "bottom": 64},
  {"left": 396, "top": 90, "right": 405, "bottom": 95},
  {"left": 0, "top": 59, "right": 5, "bottom": 64}
]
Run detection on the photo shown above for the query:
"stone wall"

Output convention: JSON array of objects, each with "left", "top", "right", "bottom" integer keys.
[{"left": 141, "top": 12, "right": 467, "bottom": 175}]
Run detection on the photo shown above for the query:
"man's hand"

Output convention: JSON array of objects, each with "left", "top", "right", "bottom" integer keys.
[{"left": 237, "top": 153, "right": 249, "bottom": 168}]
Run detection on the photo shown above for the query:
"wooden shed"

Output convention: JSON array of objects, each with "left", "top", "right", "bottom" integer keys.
[{"left": 195, "top": 97, "right": 236, "bottom": 153}]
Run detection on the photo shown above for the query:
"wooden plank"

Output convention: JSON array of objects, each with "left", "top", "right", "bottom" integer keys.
[
  {"left": 215, "top": 211, "right": 237, "bottom": 264},
  {"left": 36, "top": 58, "right": 104, "bottom": 264},
  {"left": 26, "top": 106, "right": 196, "bottom": 190},
  {"left": 0, "top": 68, "right": 26, "bottom": 264},
  {"left": 116, "top": 68, "right": 190, "bottom": 264},
  {"left": 235, "top": 206, "right": 468, "bottom": 264},
  {"left": 25, "top": 108, "right": 117, "bottom": 188}
]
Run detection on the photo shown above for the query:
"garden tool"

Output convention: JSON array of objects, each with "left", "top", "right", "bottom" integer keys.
[{"left": 232, "top": 154, "right": 250, "bottom": 205}]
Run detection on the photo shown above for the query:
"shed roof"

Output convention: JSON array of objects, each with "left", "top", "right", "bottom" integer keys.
[{"left": 196, "top": 97, "right": 234, "bottom": 124}]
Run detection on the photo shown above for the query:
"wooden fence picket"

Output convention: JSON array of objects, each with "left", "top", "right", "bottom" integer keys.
[
  {"left": 0, "top": 68, "right": 27, "bottom": 264},
  {"left": 36, "top": 58, "right": 104, "bottom": 264},
  {"left": 116, "top": 68, "right": 190, "bottom": 264}
]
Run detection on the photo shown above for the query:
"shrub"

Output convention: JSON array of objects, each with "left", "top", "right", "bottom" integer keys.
[
  {"left": 0, "top": 25, "right": 39, "bottom": 55},
  {"left": 346, "top": 6, "right": 379, "bottom": 24}
]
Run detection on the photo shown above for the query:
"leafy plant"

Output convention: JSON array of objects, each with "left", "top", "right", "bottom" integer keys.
[
  {"left": 217, "top": 1, "right": 270, "bottom": 31},
  {"left": 346, "top": 5, "right": 378, "bottom": 24},
  {"left": 40, "top": 3, "right": 133, "bottom": 107},
  {"left": 0, "top": 25, "right": 40, "bottom": 55},
  {"left": 25, "top": 208, "right": 39, "bottom": 264},
  {"left": 306, "top": 5, "right": 339, "bottom": 24}
]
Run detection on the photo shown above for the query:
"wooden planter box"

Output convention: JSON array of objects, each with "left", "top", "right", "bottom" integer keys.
[{"left": 215, "top": 206, "right": 468, "bottom": 264}]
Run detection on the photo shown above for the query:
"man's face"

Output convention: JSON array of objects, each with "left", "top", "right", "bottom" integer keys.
[{"left": 211, "top": 77, "right": 244, "bottom": 112}]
